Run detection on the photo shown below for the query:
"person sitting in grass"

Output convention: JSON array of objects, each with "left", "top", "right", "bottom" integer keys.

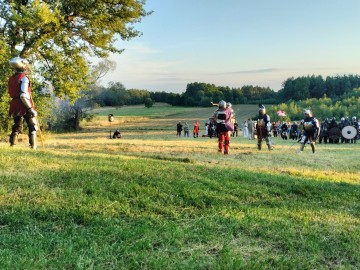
[{"left": 113, "top": 129, "right": 121, "bottom": 139}]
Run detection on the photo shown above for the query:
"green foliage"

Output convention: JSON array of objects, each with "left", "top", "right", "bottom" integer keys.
[
  {"left": 127, "top": 89, "right": 151, "bottom": 105},
  {"left": 0, "top": 0, "right": 149, "bottom": 100},
  {"left": 98, "top": 82, "right": 129, "bottom": 107},
  {"left": 268, "top": 88, "right": 360, "bottom": 121},
  {"left": 0, "top": 39, "right": 13, "bottom": 133},
  {"left": 165, "top": 82, "right": 277, "bottom": 107},
  {"left": 279, "top": 74, "right": 360, "bottom": 101},
  {"left": 144, "top": 97, "right": 153, "bottom": 108}
]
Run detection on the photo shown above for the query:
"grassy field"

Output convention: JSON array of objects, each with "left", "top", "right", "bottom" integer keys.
[{"left": 0, "top": 104, "right": 359, "bottom": 269}]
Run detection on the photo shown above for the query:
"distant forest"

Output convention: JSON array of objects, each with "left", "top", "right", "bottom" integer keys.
[{"left": 93, "top": 74, "right": 360, "bottom": 107}]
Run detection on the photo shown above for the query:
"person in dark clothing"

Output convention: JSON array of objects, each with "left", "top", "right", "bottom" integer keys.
[
  {"left": 289, "top": 122, "right": 299, "bottom": 140},
  {"left": 113, "top": 129, "right": 121, "bottom": 139},
  {"left": 176, "top": 122, "right": 183, "bottom": 136},
  {"left": 318, "top": 118, "right": 329, "bottom": 144},
  {"left": 350, "top": 116, "right": 358, "bottom": 143},
  {"left": 233, "top": 121, "right": 239, "bottom": 137},
  {"left": 280, "top": 122, "right": 288, "bottom": 140},
  {"left": 271, "top": 122, "right": 278, "bottom": 137},
  {"left": 328, "top": 117, "right": 340, "bottom": 144}
]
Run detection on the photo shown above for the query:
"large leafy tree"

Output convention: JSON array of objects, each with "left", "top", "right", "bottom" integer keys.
[{"left": 0, "top": 0, "right": 150, "bottom": 100}]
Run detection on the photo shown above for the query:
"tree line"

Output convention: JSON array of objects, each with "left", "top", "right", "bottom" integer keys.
[
  {"left": 267, "top": 88, "right": 360, "bottom": 122},
  {"left": 279, "top": 74, "right": 360, "bottom": 101},
  {"left": 89, "top": 74, "right": 360, "bottom": 108}
]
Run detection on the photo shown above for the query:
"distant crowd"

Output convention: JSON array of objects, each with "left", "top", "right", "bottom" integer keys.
[
  {"left": 265, "top": 116, "right": 359, "bottom": 144},
  {"left": 176, "top": 117, "right": 359, "bottom": 143},
  {"left": 175, "top": 103, "right": 359, "bottom": 155}
]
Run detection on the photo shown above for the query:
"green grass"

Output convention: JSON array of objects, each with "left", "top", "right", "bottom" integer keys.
[
  {"left": 92, "top": 103, "right": 257, "bottom": 120},
  {"left": 0, "top": 104, "right": 359, "bottom": 269},
  {"left": 92, "top": 103, "right": 198, "bottom": 118}
]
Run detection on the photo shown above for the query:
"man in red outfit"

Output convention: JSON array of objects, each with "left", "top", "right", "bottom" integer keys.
[
  {"left": 8, "top": 57, "right": 38, "bottom": 149},
  {"left": 213, "top": 100, "right": 234, "bottom": 155}
]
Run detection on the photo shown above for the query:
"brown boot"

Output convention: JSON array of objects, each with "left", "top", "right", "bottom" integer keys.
[{"left": 9, "top": 132, "right": 18, "bottom": 146}]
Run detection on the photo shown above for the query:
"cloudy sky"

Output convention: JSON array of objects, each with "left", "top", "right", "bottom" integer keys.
[{"left": 100, "top": 0, "right": 360, "bottom": 93}]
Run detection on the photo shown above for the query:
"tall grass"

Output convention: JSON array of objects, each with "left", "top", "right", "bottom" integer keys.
[{"left": 0, "top": 104, "right": 359, "bottom": 269}]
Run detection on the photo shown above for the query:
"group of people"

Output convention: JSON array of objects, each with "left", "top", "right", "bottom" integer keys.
[
  {"left": 174, "top": 102, "right": 329, "bottom": 155},
  {"left": 234, "top": 120, "right": 256, "bottom": 139},
  {"left": 176, "top": 121, "right": 200, "bottom": 138},
  {"left": 318, "top": 117, "right": 359, "bottom": 144},
  {"left": 267, "top": 116, "right": 359, "bottom": 144},
  {"left": 270, "top": 121, "right": 303, "bottom": 140},
  {"left": 255, "top": 106, "right": 321, "bottom": 153},
  {"left": 176, "top": 102, "right": 236, "bottom": 154}
]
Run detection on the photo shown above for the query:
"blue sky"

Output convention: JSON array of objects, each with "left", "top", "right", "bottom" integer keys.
[{"left": 101, "top": 0, "right": 360, "bottom": 93}]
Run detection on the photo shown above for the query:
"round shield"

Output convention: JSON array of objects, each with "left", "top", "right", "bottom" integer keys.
[
  {"left": 341, "top": 125, "right": 357, "bottom": 139},
  {"left": 328, "top": 127, "right": 341, "bottom": 140}
]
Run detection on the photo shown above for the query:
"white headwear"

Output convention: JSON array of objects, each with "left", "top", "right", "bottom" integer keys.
[
  {"left": 10, "top": 57, "right": 29, "bottom": 70},
  {"left": 304, "top": 109, "right": 312, "bottom": 117}
]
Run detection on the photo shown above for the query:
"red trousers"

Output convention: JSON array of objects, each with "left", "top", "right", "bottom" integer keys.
[{"left": 218, "top": 132, "right": 230, "bottom": 154}]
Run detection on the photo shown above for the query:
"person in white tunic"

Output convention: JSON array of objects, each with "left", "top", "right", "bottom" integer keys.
[{"left": 242, "top": 120, "right": 249, "bottom": 138}]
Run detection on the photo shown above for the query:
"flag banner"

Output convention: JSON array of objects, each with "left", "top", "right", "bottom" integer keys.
[{"left": 277, "top": 110, "right": 286, "bottom": 117}]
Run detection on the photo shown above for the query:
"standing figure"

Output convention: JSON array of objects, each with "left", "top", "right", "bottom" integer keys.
[
  {"left": 256, "top": 104, "right": 273, "bottom": 150},
  {"left": 339, "top": 117, "right": 351, "bottom": 143},
  {"left": 242, "top": 121, "right": 249, "bottom": 138},
  {"left": 299, "top": 109, "right": 320, "bottom": 153},
  {"left": 232, "top": 121, "right": 239, "bottom": 137},
  {"left": 350, "top": 116, "right": 358, "bottom": 143},
  {"left": 204, "top": 123, "right": 209, "bottom": 137},
  {"left": 8, "top": 57, "right": 38, "bottom": 149},
  {"left": 318, "top": 118, "right": 329, "bottom": 144},
  {"left": 208, "top": 118, "right": 216, "bottom": 138},
  {"left": 289, "top": 122, "right": 299, "bottom": 140},
  {"left": 193, "top": 120, "right": 200, "bottom": 138},
  {"left": 328, "top": 117, "right": 340, "bottom": 144},
  {"left": 213, "top": 100, "right": 234, "bottom": 154},
  {"left": 280, "top": 121, "right": 288, "bottom": 140},
  {"left": 271, "top": 122, "right": 278, "bottom": 137},
  {"left": 184, "top": 122, "right": 189, "bottom": 137},
  {"left": 176, "top": 122, "right": 183, "bottom": 136}
]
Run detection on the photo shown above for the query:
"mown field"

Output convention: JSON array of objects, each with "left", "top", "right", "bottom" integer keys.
[{"left": 0, "top": 104, "right": 359, "bottom": 269}]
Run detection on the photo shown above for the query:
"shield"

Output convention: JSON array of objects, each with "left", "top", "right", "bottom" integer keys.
[
  {"left": 341, "top": 125, "right": 357, "bottom": 139},
  {"left": 328, "top": 127, "right": 341, "bottom": 140}
]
